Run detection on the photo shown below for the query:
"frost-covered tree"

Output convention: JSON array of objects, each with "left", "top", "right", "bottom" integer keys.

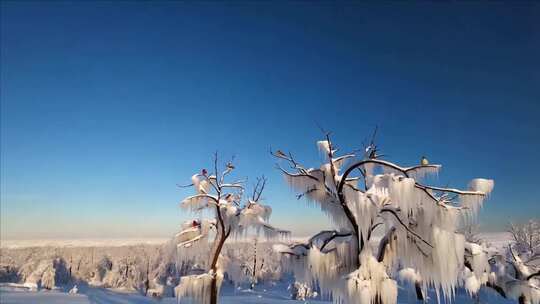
[
  {"left": 90, "top": 255, "right": 112, "bottom": 286},
  {"left": 272, "top": 134, "right": 494, "bottom": 304},
  {"left": 19, "top": 256, "right": 69, "bottom": 290},
  {"left": 175, "top": 155, "right": 288, "bottom": 304},
  {"left": 221, "top": 239, "right": 283, "bottom": 289},
  {"left": 480, "top": 220, "right": 540, "bottom": 304},
  {"left": 509, "top": 220, "right": 540, "bottom": 262},
  {"left": 149, "top": 240, "right": 179, "bottom": 297},
  {"left": 246, "top": 238, "right": 260, "bottom": 289}
]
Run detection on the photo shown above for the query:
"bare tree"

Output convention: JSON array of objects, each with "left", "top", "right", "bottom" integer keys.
[
  {"left": 272, "top": 133, "right": 494, "bottom": 304},
  {"left": 175, "top": 154, "right": 288, "bottom": 304},
  {"left": 509, "top": 220, "right": 540, "bottom": 261},
  {"left": 239, "top": 237, "right": 264, "bottom": 290}
]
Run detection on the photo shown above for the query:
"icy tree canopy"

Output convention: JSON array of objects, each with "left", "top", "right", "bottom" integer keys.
[{"left": 272, "top": 136, "right": 494, "bottom": 304}]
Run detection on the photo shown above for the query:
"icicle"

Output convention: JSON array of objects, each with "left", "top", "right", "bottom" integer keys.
[
  {"left": 180, "top": 195, "right": 214, "bottom": 211},
  {"left": 398, "top": 268, "right": 422, "bottom": 285},
  {"left": 460, "top": 178, "right": 494, "bottom": 215},
  {"left": 317, "top": 140, "right": 331, "bottom": 156},
  {"left": 463, "top": 268, "right": 481, "bottom": 296},
  {"left": 406, "top": 165, "right": 441, "bottom": 180},
  {"left": 342, "top": 252, "right": 397, "bottom": 304},
  {"left": 283, "top": 173, "right": 320, "bottom": 194},
  {"left": 468, "top": 178, "right": 494, "bottom": 195},
  {"left": 192, "top": 174, "right": 200, "bottom": 190},
  {"left": 380, "top": 279, "right": 398, "bottom": 304},
  {"left": 175, "top": 272, "right": 222, "bottom": 304}
]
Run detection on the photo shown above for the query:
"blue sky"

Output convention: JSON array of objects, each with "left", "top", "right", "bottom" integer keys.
[{"left": 1, "top": 1, "right": 539, "bottom": 239}]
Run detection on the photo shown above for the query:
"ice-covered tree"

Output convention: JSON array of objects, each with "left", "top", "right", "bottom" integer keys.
[
  {"left": 149, "top": 241, "right": 179, "bottom": 297},
  {"left": 222, "top": 238, "right": 283, "bottom": 289},
  {"left": 272, "top": 133, "right": 494, "bottom": 304},
  {"left": 481, "top": 220, "right": 540, "bottom": 304},
  {"left": 509, "top": 220, "right": 540, "bottom": 261},
  {"left": 90, "top": 255, "right": 112, "bottom": 286},
  {"left": 175, "top": 154, "right": 288, "bottom": 304}
]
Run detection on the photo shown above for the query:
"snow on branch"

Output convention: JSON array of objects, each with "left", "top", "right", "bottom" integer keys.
[
  {"left": 176, "top": 155, "right": 288, "bottom": 303},
  {"left": 273, "top": 134, "right": 495, "bottom": 304},
  {"left": 180, "top": 194, "right": 219, "bottom": 211}
]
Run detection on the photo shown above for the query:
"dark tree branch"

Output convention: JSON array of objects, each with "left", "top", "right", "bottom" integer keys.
[
  {"left": 527, "top": 271, "right": 540, "bottom": 281},
  {"left": 486, "top": 282, "right": 507, "bottom": 298},
  {"left": 337, "top": 159, "right": 486, "bottom": 211},
  {"left": 252, "top": 176, "right": 267, "bottom": 202},
  {"left": 380, "top": 208, "right": 433, "bottom": 248},
  {"left": 377, "top": 227, "right": 396, "bottom": 262}
]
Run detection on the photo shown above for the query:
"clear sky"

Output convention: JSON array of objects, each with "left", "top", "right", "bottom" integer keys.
[{"left": 1, "top": 1, "right": 539, "bottom": 240}]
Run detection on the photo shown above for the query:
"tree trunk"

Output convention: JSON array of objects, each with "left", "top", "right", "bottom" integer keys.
[
  {"left": 210, "top": 276, "right": 218, "bottom": 304},
  {"left": 69, "top": 255, "right": 73, "bottom": 280},
  {"left": 144, "top": 258, "right": 150, "bottom": 296},
  {"left": 251, "top": 239, "right": 257, "bottom": 289},
  {"left": 208, "top": 225, "right": 229, "bottom": 303}
]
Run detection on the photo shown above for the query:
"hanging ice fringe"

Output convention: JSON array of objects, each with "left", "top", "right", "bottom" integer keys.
[{"left": 272, "top": 137, "right": 495, "bottom": 304}]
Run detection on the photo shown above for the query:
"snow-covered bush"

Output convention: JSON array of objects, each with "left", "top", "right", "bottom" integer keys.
[
  {"left": 272, "top": 134, "right": 494, "bottom": 304},
  {"left": 175, "top": 155, "right": 289, "bottom": 304}
]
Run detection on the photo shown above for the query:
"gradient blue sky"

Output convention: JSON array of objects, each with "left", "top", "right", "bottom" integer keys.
[{"left": 1, "top": 1, "right": 539, "bottom": 240}]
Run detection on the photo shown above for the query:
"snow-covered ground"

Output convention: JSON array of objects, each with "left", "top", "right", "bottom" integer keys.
[
  {"left": 0, "top": 282, "right": 323, "bottom": 304},
  {"left": 0, "top": 233, "right": 520, "bottom": 303},
  {"left": 0, "top": 282, "right": 516, "bottom": 304}
]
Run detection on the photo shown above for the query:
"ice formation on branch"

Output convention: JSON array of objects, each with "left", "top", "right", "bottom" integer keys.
[
  {"left": 176, "top": 156, "right": 289, "bottom": 304},
  {"left": 272, "top": 135, "right": 494, "bottom": 303}
]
